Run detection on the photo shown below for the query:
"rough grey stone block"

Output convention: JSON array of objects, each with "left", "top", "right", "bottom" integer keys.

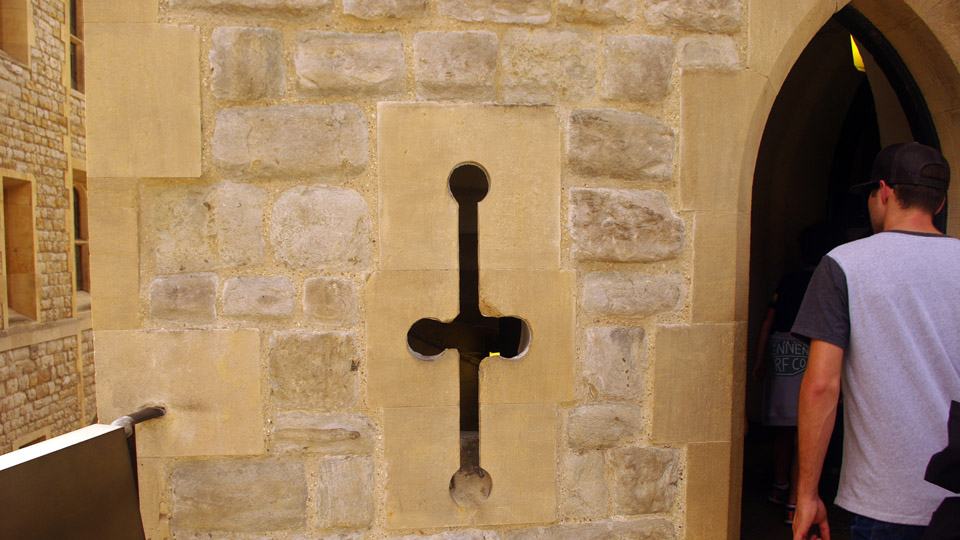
[
  {"left": 212, "top": 105, "right": 368, "bottom": 178},
  {"left": 502, "top": 29, "right": 596, "bottom": 104},
  {"left": 558, "top": 0, "right": 636, "bottom": 23},
  {"left": 601, "top": 35, "right": 674, "bottom": 102},
  {"left": 583, "top": 326, "right": 645, "bottom": 401},
  {"left": 271, "top": 186, "right": 372, "bottom": 271},
  {"left": 644, "top": 0, "right": 743, "bottom": 33},
  {"left": 317, "top": 456, "right": 375, "bottom": 528},
  {"left": 561, "top": 449, "right": 607, "bottom": 519},
  {"left": 567, "top": 403, "right": 643, "bottom": 450},
  {"left": 503, "top": 518, "right": 676, "bottom": 540},
  {"left": 149, "top": 273, "right": 218, "bottom": 324},
  {"left": 388, "top": 531, "right": 501, "bottom": 540},
  {"left": 210, "top": 27, "right": 285, "bottom": 100},
  {"left": 569, "top": 188, "right": 684, "bottom": 262},
  {"left": 295, "top": 32, "right": 405, "bottom": 97},
  {"left": 303, "top": 277, "right": 360, "bottom": 324},
  {"left": 581, "top": 272, "right": 684, "bottom": 317},
  {"left": 272, "top": 411, "right": 375, "bottom": 454},
  {"left": 567, "top": 108, "right": 675, "bottom": 182},
  {"left": 344, "top": 0, "right": 427, "bottom": 19},
  {"left": 222, "top": 276, "right": 296, "bottom": 319},
  {"left": 609, "top": 446, "right": 678, "bottom": 514},
  {"left": 268, "top": 331, "right": 359, "bottom": 410},
  {"left": 439, "top": 0, "right": 551, "bottom": 24},
  {"left": 678, "top": 35, "right": 739, "bottom": 70},
  {"left": 171, "top": 0, "right": 331, "bottom": 10},
  {"left": 414, "top": 31, "right": 497, "bottom": 101},
  {"left": 171, "top": 459, "right": 307, "bottom": 532}
]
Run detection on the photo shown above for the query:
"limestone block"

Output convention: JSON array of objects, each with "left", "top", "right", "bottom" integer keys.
[
  {"left": 86, "top": 23, "right": 200, "bottom": 178},
  {"left": 558, "top": 0, "right": 636, "bottom": 24},
  {"left": 567, "top": 108, "right": 675, "bottom": 182},
  {"left": 366, "top": 270, "right": 460, "bottom": 408},
  {"left": 502, "top": 518, "right": 676, "bottom": 540},
  {"left": 561, "top": 449, "right": 607, "bottom": 519},
  {"left": 212, "top": 105, "right": 368, "bottom": 179},
  {"left": 388, "top": 531, "right": 501, "bottom": 540},
  {"left": 414, "top": 32, "right": 498, "bottom": 101},
  {"left": 271, "top": 186, "right": 372, "bottom": 271},
  {"left": 652, "top": 324, "right": 735, "bottom": 443},
  {"left": 149, "top": 273, "right": 218, "bottom": 324},
  {"left": 303, "top": 277, "right": 360, "bottom": 324},
  {"left": 478, "top": 270, "right": 575, "bottom": 404},
  {"left": 582, "top": 326, "right": 645, "bottom": 401},
  {"left": 601, "top": 35, "right": 674, "bottom": 103},
  {"left": 271, "top": 411, "right": 375, "bottom": 454},
  {"left": 171, "top": 459, "right": 307, "bottom": 532},
  {"left": 746, "top": 0, "right": 835, "bottom": 85},
  {"left": 210, "top": 27, "right": 285, "bottom": 100},
  {"left": 85, "top": 0, "right": 158, "bottom": 22},
  {"left": 295, "top": 32, "right": 404, "bottom": 97},
  {"left": 692, "top": 211, "right": 747, "bottom": 323},
  {"left": 88, "top": 178, "right": 140, "bottom": 330},
  {"left": 644, "top": 0, "right": 743, "bottom": 33},
  {"left": 581, "top": 272, "right": 683, "bottom": 318},
  {"left": 678, "top": 35, "right": 739, "bottom": 70},
  {"left": 223, "top": 277, "right": 296, "bottom": 319},
  {"left": 438, "top": 0, "right": 551, "bottom": 24},
  {"left": 95, "top": 329, "right": 263, "bottom": 456},
  {"left": 344, "top": 0, "right": 427, "bottom": 19},
  {"left": 502, "top": 29, "right": 596, "bottom": 104},
  {"left": 567, "top": 403, "right": 643, "bottom": 450},
  {"left": 170, "top": 0, "right": 332, "bottom": 11},
  {"left": 268, "top": 331, "right": 359, "bottom": 411},
  {"left": 317, "top": 456, "right": 375, "bottom": 528},
  {"left": 686, "top": 441, "right": 735, "bottom": 539},
  {"left": 609, "top": 446, "right": 678, "bottom": 515},
  {"left": 214, "top": 182, "right": 268, "bottom": 267},
  {"left": 569, "top": 188, "right": 684, "bottom": 262},
  {"left": 137, "top": 458, "right": 170, "bottom": 539},
  {"left": 378, "top": 103, "right": 561, "bottom": 271}
]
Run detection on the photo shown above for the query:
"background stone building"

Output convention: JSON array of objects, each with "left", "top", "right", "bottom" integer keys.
[
  {"left": 85, "top": 1, "right": 960, "bottom": 539},
  {"left": 1, "top": 0, "right": 93, "bottom": 453}
]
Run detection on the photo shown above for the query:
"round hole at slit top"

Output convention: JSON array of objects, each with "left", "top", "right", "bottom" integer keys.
[{"left": 448, "top": 163, "right": 489, "bottom": 204}]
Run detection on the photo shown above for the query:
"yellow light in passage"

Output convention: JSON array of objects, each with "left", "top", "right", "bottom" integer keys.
[{"left": 851, "top": 35, "right": 866, "bottom": 72}]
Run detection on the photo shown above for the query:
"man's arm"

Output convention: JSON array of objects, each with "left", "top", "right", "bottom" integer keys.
[{"left": 793, "top": 339, "right": 843, "bottom": 540}]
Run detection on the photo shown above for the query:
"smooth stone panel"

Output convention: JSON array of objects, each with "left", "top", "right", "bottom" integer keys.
[
  {"left": 686, "top": 441, "right": 736, "bottom": 539},
  {"left": 85, "top": 0, "right": 158, "bottom": 22},
  {"left": 317, "top": 456, "right": 375, "bottom": 528},
  {"left": 692, "top": 211, "right": 748, "bottom": 323},
  {"left": 88, "top": 178, "right": 140, "bottom": 330}
]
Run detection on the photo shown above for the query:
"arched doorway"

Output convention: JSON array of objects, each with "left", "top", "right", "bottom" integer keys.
[{"left": 741, "top": 4, "right": 947, "bottom": 538}]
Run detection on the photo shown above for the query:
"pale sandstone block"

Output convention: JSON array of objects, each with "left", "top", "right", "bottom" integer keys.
[
  {"left": 567, "top": 108, "right": 675, "bottom": 182},
  {"left": 414, "top": 32, "right": 497, "bottom": 101},
  {"left": 214, "top": 182, "right": 268, "bottom": 268},
  {"left": 295, "top": 32, "right": 404, "bottom": 97},
  {"left": 212, "top": 105, "right": 368, "bottom": 178},
  {"left": 558, "top": 0, "right": 636, "bottom": 24},
  {"left": 503, "top": 518, "right": 676, "bottom": 540},
  {"left": 502, "top": 29, "right": 596, "bottom": 104},
  {"left": 171, "top": 459, "right": 307, "bottom": 532},
  {"left": 601, "top": 35, "right": 674, "bottom": 103},
  {"left": 567, "top": 403, "right": 643, "bottom": 450},
  {"left": 222, "top": 277, "right": 296, "bottom": 319},
  {"left": 679, "top": 35, "right": 739, "bottom": 70},
  {"left": 271, "top": 411, "right": 375, "bottom": 454},
  {"left": 569, "top": 188, "right": 684, "bottom": 262},
  {"left": 609, "top": 446, "right": 678, "bottom": 515},
  {"left": 271, "top": 186, "right": 372, "bottom": 271},
  {"left": 268, "top": 331, "right": 359, "bottom": 410},
  {"left": 210, "top": 27, "right": 285, "bottom": 100},
  {"left": 644, "top": 0, "right": 743, "bottom": 33},
  {"left": 692, "top": 211, "right": 745, "bottom": 323},
  {"left": 388, "top": 531, "right": 501, "bottom": 540},
  {"left": 85, "top": 0, "right": 158, "bottom": 22},
  {"left": 439, "top": 0, "right": 551, "bottom": 24},
  {"left": 582, "top": 326, "right": 644, "bottom": 401},
  {"left": 561, "top": 449, "right": 607, "bottom": 519},
  {"left": 686, "top": 441, "right": 735, "bottom": 539},
  {"left": 95, "top": 329, "right": 263, "bottom": 456},
  {"left": 86, "top": 23, "right": 200, "bottom": 178},
  {"left": 171, "top": 0, "right": 331, "bottom": 11},
  {"left": 344, "top": 0, "right": 427, "bottom": 19},
  {"left": 581, "top": 272, "right": 683, "bottom": 317},
  {"left": 88, "top": 178, "right": 140, "bottom": 330},
  {"left": 149, "top": 273, "right": 218, "bottom": 324},
  {"left": 303, "top": 277, "right": 360, "bottom": 324},
  {"left": 317, "top": 456, "right": 375, "bottom": 528}
]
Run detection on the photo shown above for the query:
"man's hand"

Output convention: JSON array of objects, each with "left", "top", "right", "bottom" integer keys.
[{"left": 792, "top": 495, "right": 830, "bottom": 540}]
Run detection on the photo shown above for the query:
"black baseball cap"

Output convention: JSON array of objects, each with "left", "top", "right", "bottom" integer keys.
[{"left": 850, "top": 142, "right": 950, "bottom": 195}]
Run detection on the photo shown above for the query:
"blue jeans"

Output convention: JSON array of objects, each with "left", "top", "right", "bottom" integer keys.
[{"left": 850, "top": 513, "right": 926, "bottom": 540}]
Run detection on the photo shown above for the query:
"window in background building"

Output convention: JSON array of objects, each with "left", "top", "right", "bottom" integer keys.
[
  {"left": 72, "top": 170, "right": 90, "bottom": 311},
  {"left": 2, "top": 175, "right": 38, "bottom": 325},
  {"left": 69, "top": 0, "right": 83, "bottom": 92}
]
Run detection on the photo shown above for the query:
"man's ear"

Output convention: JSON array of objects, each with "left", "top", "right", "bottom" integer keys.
[{"left": 878, "top": 180, "right": 892, "bottom": 204}]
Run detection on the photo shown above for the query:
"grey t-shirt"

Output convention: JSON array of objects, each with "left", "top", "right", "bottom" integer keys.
[{"left": 793, "top": 230, "right": 960, "bottom": 525}]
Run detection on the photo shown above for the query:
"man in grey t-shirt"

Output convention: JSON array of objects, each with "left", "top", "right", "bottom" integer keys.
[{"left": 791, "top": 143, "right": 960, "bottom": 540}]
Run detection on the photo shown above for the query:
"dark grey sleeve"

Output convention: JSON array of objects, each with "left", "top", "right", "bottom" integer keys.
[{"left": 791, "top": 255, "right": 850, "bottom": 349}]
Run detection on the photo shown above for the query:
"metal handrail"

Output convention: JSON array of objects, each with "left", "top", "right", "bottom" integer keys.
[{"left": 110, "top": 407, "right": 165, "bottom": 438}]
